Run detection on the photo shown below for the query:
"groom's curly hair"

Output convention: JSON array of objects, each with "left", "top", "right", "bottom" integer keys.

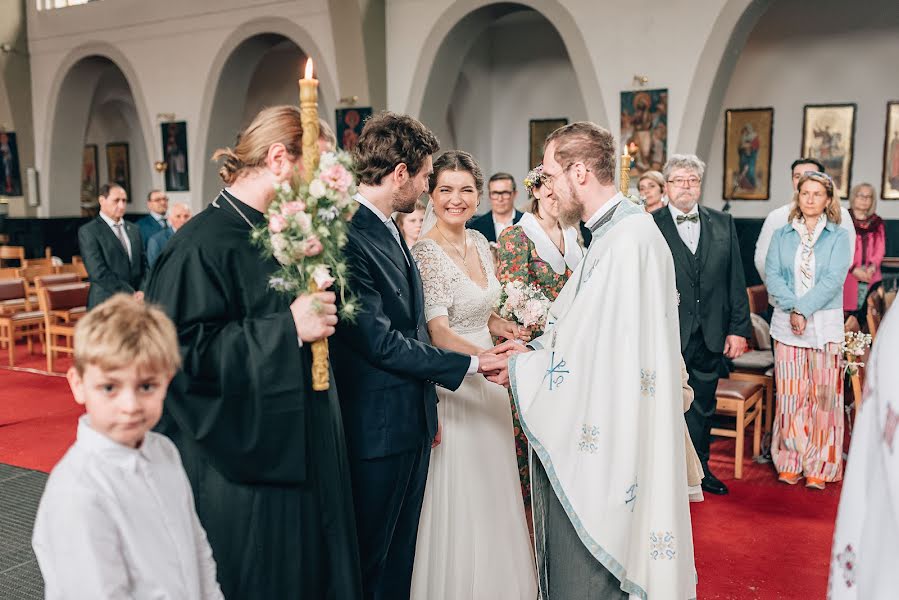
[{"left": 353, "top": 111, "right": 440, "bottom": 185}]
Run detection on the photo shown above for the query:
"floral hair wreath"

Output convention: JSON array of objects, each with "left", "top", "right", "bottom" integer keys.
[{"left": 524, "top": 164, "right": 544, "bottom": 193}]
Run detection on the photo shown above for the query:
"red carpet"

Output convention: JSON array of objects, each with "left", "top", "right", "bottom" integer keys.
[
  {"left": 692, "top": 438, "right": 840, "bottom": 599},
  {"left": 0, "top": 341, "right": 840, "bottom": 598},
  {"left": 0, "top": 346, "right": 81, "bottom": 472}
]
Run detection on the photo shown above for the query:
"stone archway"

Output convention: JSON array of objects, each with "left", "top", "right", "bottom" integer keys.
[
  {"left": 407, "top": 1, "right": 597, "bottom": 201},
  {"left": 198, "top": 19, "right": 338, "bottom": 205},
  {"left": 406, "top": 0, "right": 604, "bottom": 126},
  {"left": 43, "top": 44, "right": 154, "bottom": 217}
]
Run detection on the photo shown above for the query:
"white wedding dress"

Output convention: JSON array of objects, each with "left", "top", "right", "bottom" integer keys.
[{"left": 409, "top": 231, "right": 537, "bottom": 600}]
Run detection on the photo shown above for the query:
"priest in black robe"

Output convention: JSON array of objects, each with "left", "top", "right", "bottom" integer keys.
[{"left": 145, "top": 105, "right": 361, "bottom": 599}]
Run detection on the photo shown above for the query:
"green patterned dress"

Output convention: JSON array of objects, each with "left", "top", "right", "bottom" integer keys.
[{"left": 496, "top": 224, "right": 575, "bottom": 509}]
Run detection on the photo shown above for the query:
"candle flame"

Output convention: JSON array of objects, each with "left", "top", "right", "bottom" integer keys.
[{"left": 304, "top": 58, "right": 314, "bottom": 80}]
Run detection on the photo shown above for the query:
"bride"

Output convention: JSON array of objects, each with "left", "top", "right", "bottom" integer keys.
[{"left": 409, "top": 150, "right": 537, "bottom": 599}]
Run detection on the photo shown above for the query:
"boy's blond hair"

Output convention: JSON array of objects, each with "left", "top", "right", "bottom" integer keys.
[{"left": 73, "top": 294, "right": 181, "bottom": 376}]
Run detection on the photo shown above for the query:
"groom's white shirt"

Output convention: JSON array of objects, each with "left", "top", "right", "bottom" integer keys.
[{"left": 353, "top": 193, "right": 479, "bottom": 375}]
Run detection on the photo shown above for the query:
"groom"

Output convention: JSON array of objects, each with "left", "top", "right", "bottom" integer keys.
[{"left": 332, "top": 111, "right": 504, "bottom": 600}]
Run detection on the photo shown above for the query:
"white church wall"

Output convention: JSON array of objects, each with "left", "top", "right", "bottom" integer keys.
[
  {"left": 704, "top": 0, "right": 899, "bottom": 220},
  {"left": 442, "top": 11, "right": 588, "bottom": 214},
  {"left": 27, "top": 0, "right": 342, "bottom": 216},
  {"left": 388, "top": 0, "right": 759, "bottom": 164}
]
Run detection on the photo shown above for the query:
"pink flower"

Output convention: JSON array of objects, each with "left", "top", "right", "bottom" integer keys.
[
  {"left": 304, "top": 237, "right": 324, "bottom": 257},
  {"left": 320, "top": 164, "right": 354, "bottom": 193},
  {"left": 281, "top": 200, "right": 306, "bottom": 216},
  {"left": 312, "top": 265, "right": 335, "bottom": 289},
  {"left": 269, "top": 213, "right": 287, "bottom": 233}
]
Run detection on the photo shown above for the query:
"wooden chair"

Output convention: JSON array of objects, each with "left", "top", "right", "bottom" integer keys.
[
  {"left": 54, "top": 263, "right": 89, "bottom": 279},
  {"left": 746, "top": 284, "right": 769, "bottom": 316},
  {"left": 23, "top": 257, "right": 55, "bottom": 268},
  {"left": 71, "top": 255, "right": 83, "bottom": 266},
  {"left": 867, "top": 287, "right": 886, "bottom": 337},
  {"left": 16, "top": 265, "right": 55, "bottom": 297},
  {"left": 36, "top": 274, "right": 86, "bottom": 323},
  {"left": 711, "top": 379, "right": 764, "bottom": 479},
  {"left": 0, "top": 245, "right": 26, "bottom": 268},
  {"left": 731, "top": 312, "right": 775, "bottom": 433},
  {"left": 39, "top": 283, "right": 90, "bottom": 373},
  {"left": 0, "top": 267, "right": 20, "bottom": 279},
  {"left": 0, "top": 278, "right": 45, "bottom": 366}
]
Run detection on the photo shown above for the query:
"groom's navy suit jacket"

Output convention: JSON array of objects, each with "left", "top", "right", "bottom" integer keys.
[{"left": 332, "top": 204, "right": 470, "bottom": 459}]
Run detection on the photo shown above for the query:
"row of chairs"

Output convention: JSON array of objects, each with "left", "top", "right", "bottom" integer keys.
[
  {"left": 0, "top": 275, "right": 90, "bottom": 372},
  {"left": 0, "top": 245, "right": 61, "bottom": 268}
]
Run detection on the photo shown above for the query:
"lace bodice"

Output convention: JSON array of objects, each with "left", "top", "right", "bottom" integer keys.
[{"left": 411, "top": 231, "right": 501, "bottom": 334}]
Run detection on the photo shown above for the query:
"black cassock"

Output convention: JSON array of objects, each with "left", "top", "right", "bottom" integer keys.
[{"left": 145, "top": 191, "right": 361, "bottom": 600}]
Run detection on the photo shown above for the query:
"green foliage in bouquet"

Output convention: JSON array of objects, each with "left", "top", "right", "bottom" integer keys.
[{"left": 252, "top": 151, "right": 360, "bottom": 320}]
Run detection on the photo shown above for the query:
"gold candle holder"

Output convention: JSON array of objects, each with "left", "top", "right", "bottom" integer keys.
[
  {"left": 620, "top": 143, "right": 631, "bottom": 195},
  {"left": 299, "top": 58, "right": 329, "bottom": 391}
]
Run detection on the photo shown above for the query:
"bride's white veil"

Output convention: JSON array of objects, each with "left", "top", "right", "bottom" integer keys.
[{"left": 420, "top": 195, "right": 437, "bottom": 237}]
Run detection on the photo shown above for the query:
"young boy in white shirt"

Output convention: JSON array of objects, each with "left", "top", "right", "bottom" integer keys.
[{"left": 32, "top": 294, "right": 223, "bottom": 600}]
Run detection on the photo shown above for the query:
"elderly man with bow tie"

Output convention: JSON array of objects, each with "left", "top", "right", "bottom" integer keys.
[{"left": 652, "top": 154, "right": 752, "bottom": 497}]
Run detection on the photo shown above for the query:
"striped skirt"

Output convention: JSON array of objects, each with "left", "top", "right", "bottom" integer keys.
[{"left": 771, "top": 341, "right": 844, "bottom": 481}]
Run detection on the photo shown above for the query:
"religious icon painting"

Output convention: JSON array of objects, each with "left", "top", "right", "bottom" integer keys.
[
  {"left": 161, "top": 121, "right": 189, "bottom": 192},
  {"left": 336, "top": 107, "right": 372, "bottom": 152},
  {"left": 801, "top": 103, "right": 856, "bottom": 199},
  {"left": 81, "top": 144, "right": 99, "bottom": 208},
  {"left": 881, "top": 100, "right": 899, "bottom": 200},
  {"left": 0, "top": 131, "right": 23, "bottom": 197},
  {"left": 529, "top": 119, "right": 568, "bottom": 171},
  {"left": 723, "top": 108, "right": 774, "bottom": 200},
  {"left": 620, "top": 88, "right": 668, "bottom": 178},
  {"left": 105, "top": 142, "right": 131, "bottom": 200}
]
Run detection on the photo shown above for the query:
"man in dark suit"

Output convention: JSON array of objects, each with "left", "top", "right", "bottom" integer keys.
[
  {"left": 78, "top": 183, "right": 147, "bottom": 309},
  {"left": 332, "top": 112, "right": 504, "bottom": 600},
  {"left": 652, "top": 154, "right": 751, "bottom": 496},
  {"left": 136, "top": 189, "right": 171, "bottom": 251},
  {"left": 466, "top": 172, "right": 524, "bottom": 242},
  {"left": 147, "top": 201, "right": 192, "bottom": 268}
]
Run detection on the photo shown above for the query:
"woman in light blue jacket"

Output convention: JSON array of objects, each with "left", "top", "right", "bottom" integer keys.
[{"left": 765, "top": 171, "right": 851, "bottom": 490}]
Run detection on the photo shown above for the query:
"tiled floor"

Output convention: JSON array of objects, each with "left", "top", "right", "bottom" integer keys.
[{"left": 0, "top": 464, "right": 47, "bottom": 599}]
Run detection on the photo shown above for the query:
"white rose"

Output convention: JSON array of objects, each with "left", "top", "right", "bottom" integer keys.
[{"left": 309, "top": 179, "right": 327, "bottom": 199}]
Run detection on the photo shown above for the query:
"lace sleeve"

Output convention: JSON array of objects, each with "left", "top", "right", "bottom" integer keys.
[{"left": 411, "top": 240, "right": 453, "bottom": 322}]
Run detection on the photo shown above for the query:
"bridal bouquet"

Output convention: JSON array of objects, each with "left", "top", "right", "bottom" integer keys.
[
  {"left": 496, "top": 280, "right": 551, "bottom": 328},
  {"left": 252, "top": 151, "right": 359, "bottom": 320},
  {"left": 841, "top": 330, "right": 873, "bottom": 376}
]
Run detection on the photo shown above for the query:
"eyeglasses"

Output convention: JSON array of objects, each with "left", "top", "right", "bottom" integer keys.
[
  {"left": 543, "top": 163, "right": 585, "bottom": 188},
  {"left": 151, "top": 196, "right": 169, "bottom": 202},
  {"left": 489, "top": 190, "right": 514, "bottom": 199},
  {"left": 667, "top": 177, "right": 701, "bottom": 188}
]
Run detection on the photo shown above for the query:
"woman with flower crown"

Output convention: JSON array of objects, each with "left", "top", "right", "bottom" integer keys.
[{"left": 495, "top": 164, "right": 584, "bottom": 523}]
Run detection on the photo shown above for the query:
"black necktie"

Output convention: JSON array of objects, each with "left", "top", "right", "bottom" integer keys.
[{"left": 676, "top": 213, "right": 699, "bottom": 225}]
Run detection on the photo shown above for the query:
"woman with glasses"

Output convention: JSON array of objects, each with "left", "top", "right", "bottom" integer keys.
[
  {"left": 765, "top": 171, "right": 851, "bottom": 489},
  {"left": 495, "top": 164, "right": 584, "bottom": 523},
  {"left": 843, "top": 183, "right": 886, "bottom": 317},
  {"left": 638, "top": 170, "right": 667, "bottom": 213}
]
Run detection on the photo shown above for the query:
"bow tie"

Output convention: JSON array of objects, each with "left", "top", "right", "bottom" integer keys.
[{"left": 676, "top": 213, "right": 699, "bottom": 225}]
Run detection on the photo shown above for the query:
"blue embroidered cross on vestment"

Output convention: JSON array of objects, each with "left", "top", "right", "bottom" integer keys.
[{"left": 544, "top": 351, "right": 569, "bottom": 391}]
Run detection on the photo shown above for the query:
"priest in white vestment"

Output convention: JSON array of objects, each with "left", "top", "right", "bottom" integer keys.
[
  {"left": 829, "top": 306, "right": 899, "bottom": 599},
  {"left": 499, "top": 122, "right": 696, "bottom": 599}
]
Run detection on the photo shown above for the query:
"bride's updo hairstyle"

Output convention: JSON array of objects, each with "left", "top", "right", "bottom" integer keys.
[
  {"left": 428, "top": 150, "right": 484, "bottom": 196},
  {"left": 212, "top": 105, "right": 304, "bottom": 185}
]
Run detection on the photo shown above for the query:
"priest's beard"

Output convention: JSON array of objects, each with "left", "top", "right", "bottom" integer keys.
[
  {"left": 558, "top": 186, "right": 584, "bottom": 228},
  {"left": 392, "top": 180, "right": 419, "bottom": 214}
]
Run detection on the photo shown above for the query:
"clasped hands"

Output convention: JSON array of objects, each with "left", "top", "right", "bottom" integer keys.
[{"left": 477, "top": 339, "right": 531, "bottom": 387}]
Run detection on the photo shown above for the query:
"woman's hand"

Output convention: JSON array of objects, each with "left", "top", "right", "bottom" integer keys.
[
  {"left": 853, "top": 267, "right": 870, "bottom": 283},
  {"left": 790, "top": 311, "right": 807, "bottom": 336},
  {"left": 488, "top": 313, "right": 521, "bottom": 341}
]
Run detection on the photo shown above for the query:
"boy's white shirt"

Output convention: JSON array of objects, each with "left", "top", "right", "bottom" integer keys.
[{"left": 32, "top": 415, "right": 223, "bottom": 600}]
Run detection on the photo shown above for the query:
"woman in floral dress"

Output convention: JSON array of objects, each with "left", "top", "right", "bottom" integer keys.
[{"left": 495, "top": 165, "right": 584, "bottom": 520}]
